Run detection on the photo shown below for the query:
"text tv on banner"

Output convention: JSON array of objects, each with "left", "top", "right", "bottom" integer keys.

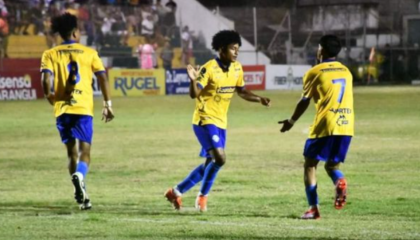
[
  {"left": 165, "top": 69, "right": 189, "bottom": 95},
  {"left": 109, "top": 69, "right": 165, "bottom": 97},
  {"left": 243, "top": 65, "right": 265, "bottom": 90},
  {"left": 0, "top": 71, "right": 43, "bottom": 101},
  {"left": 266, "top": 65, "right": 311, "bottom": 90}
]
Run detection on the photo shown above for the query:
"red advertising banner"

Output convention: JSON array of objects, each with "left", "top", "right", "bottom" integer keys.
[
  {"left": 242, "top": 65, "right": 265, "bottom": 90},
  {"left": 0, "top": 70, "right": 43, "bottom": 100}
]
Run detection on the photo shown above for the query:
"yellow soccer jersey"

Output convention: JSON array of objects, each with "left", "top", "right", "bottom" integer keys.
[
  {"left": 192, "top": 59, "right": 245, "bottom": 129},
  {"left": 41, "top": 41, "right": 105, "bottom": 117},
  {"left": 302, "top": 60, "right": 354, "bottom": 138}
]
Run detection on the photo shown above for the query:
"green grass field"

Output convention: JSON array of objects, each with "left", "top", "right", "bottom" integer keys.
[{"left": 1, "top": 86, "right": 419, "bottom": 239}]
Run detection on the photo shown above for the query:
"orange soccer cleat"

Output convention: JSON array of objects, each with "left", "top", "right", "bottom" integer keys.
[
  {"left": 195, "top": 194, "right": 208, "bottom": 212},
  {"left": 301, "top": 207, "right": 321, "bottom": 220},
  {"left": 335, "top": 178, "right": 347, "bottom": 210},
  {"left": 164, "top": 188, "right": 182, "bottom": 210}
]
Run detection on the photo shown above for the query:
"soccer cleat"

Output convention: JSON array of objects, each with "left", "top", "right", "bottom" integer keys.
[
  {"left": 164, "top": 188, "right": 182, "bottom": 210},
  {"left": 301, "top": 207, "right": 321, "bottom": 220},
  {"left": 335, "top": 178, "right": 347, "bottom": 210},
  {"left": 80, "top": 198, "right": 92, "bottom": 211},
  {"left": 195, "top": 194, "right": 207, "bottom": 212},
  {"left": 71, "top": 172, "right": 86, "bottom": 204}
]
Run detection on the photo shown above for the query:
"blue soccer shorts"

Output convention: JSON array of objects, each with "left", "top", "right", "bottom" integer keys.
[
  {"left": 193, "top": 124, "right": 226, "bottom": 158},
  {"left": 56, "top": 114, "right": 93, "bottom": 144},
  {"left": 303, "top": 135, "right": 352, "bottom": 163}
]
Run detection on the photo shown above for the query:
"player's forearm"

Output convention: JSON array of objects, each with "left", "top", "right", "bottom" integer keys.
[
  {"left": 189, "top": 80, "right": 201, "bottom": 99},
  {"left": 238, "top": 89, "right": 261, "bottom": 103},
  {"left": 290, "top": 98, "right": 311, "bottom": 122},
  {"left": 97, "top": 73, "right": 111, "bottom": 102},
  {"left": 41, "top": 72, "right": 51, "bottom": 96}
]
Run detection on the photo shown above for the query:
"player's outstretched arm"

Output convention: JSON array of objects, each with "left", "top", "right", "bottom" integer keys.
[
  {"left": 97, "top": 72, "right": 115, "bottom": 123},
  {"left": 41, "top": 71, "right": 54, "bottom": 106},
  {"left": 278, "top": 98, "right": 311, "bottom": 132},
  {"left": 187, "top": 64, "right": 202, "bottom": 99},
  {"left": 236, "top": 87, "right": 271, "bottom": 107}
]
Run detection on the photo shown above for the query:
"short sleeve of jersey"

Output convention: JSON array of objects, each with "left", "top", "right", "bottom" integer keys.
[
  {"left": 301, "top": 70, "right": 316, "bottom": 99},
  {"left": 92, "top": 51, "right": 105, "bottom": 73},
  {"left": 196, "top": 66, "right": 210, "bottom": 89},
  {"left": 40, "top": 51, "right": 53, "bottom": 74}
]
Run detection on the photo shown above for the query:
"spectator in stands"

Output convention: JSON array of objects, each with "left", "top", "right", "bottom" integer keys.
[
  {"left": 380, "top": 44, "right": 391, "bottom": 82},
  {"left": 5, "top": 1, "right": 16, "bottom": 34},
  {"left": 141, "top": 13, "right": 154, "bottom": 38},
  {"left": 165, "top": 0, "right": 177, "bottom": 12},
  {"left": 181, "top": 25, "right": 193, "bottom": 66},
  {"left": 163, "top": 0, "right": 176, "bottom": 27},
  {"left": 154, "top": 0, "right": 167, "bottom": 25},
  {"left": 63, "top": 2, "right": 78, "bottom": 16},
  {"left": 44, "top": 16, "right": 56, "bottom": 48},
  {"left": 125, "top": 7, "right": 140, "bottom": 35},
  {"left": 0, "top": 12, "right": 9, "bottom": 57},
  {"left": 137, "top": 36, "right": 156, "bottom": 69},
  {"left": 78, "top": 3, "right": 90, "bottom": 34},
  {"left": 160, "top": 37, "right": 173, "bottom": 71},
  {"left": 111, "top": 13, "right": 129, "bottom": 46},
  {"left": 29, "top": 3, "right": 44, "bottom": 35}
]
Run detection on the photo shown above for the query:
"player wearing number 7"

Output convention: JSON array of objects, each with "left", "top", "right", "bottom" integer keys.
[
  {"left": 40, "top": 13, "right": 114, "bottom": 210},
  {"left": 278, "top": 35, "right": 354, "bottom": 219}
]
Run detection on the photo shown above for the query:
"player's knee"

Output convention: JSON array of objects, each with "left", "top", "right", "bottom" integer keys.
[
  {"left": 325, "top": 162, "right": 339, "bottom": 173},
  {"left": 304, "top": 159, "right": 318, "bottom": 169},
  {"left": 214, "top": 155, "right": 226, "bottom": 166}
]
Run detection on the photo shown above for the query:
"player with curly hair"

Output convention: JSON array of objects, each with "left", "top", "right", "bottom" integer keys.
[{"left": 165, "top": 30, "right": 271, "bottom": 212}]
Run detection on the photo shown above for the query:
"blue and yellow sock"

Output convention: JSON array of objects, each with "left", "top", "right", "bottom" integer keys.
[
  {"left": 176, "top": 164, "right": 205, "bottom": 194},
  {"left": 305, "top": 185, "right": 318, "bottom": 206},
  {"left": 76, "top": 161, "right": 89, "bottom": 179},
  {"left": 199, "top": 161, "right": 222, "bottom": 196},
  {"left": 330, "top": 170, "right": 345, "bottom": 184}
]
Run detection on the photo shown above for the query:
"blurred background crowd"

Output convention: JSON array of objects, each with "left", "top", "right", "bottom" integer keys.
[{"left": 0, "top": 0, "right": 419, "bottom": 85}]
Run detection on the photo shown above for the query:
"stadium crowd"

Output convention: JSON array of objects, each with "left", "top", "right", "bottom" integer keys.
[{"left": 0, "top": 0, "right": 197, "bottom": 69}]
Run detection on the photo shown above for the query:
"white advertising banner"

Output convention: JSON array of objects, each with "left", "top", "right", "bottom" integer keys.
[{"left": 265, "top": 65, "right": 312, "bottom": 90}]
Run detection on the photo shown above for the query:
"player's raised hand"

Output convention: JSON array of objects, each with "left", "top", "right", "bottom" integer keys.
[
  {"left": 187, "top": 64, "right": 200, "bottom": 81},
  {"left": 260, "top": 97, "right": 271, "bottom": 107},
  {"left": 102, "top": 106, "right": 114, "bottom": 123},
  {"left": 278, "top": 119, "right": 294, "bottom": 133}
]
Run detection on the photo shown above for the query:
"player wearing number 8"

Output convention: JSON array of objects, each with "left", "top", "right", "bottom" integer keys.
[
  {"left": 278, "top": 35, "right": 354, "bottom": 219},
  {"left": 40, "top": 13, "right": 114, "bottom": 210}
]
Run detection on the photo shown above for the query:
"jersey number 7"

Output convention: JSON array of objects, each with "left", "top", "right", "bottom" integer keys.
[{"left": 332, "top": 78, "right": 346, "bottom": 103}]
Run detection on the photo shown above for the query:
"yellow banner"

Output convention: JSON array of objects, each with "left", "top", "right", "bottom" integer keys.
[{"left": 109, "top": 69, "right": 165, "bottom": 97}]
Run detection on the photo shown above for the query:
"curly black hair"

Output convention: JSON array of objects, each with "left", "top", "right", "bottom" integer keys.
[
  {"left": 51, "top": 13, "right": 78, "bottom": 40},
  {"left": 319, "top": 35, "right": 342, "bottom": 58},
  {"left": 211, "top": 30, "right": 242, "bottom": 51}
]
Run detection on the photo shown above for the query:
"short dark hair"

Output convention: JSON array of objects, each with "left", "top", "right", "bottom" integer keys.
[
  {"left": 211, "top": 30, "right": 242, "bottom": 51},
  {"left": 51, "top": 13, "right": 78, "bottom": 40},
  {"left": 319, "top": 35, "right": 342, "bottom": 58}
]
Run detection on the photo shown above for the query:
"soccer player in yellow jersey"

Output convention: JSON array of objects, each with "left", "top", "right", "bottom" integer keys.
[
  {"left": 278, "top": 35, "right": 354, "bottom": 219},
  {"left": 165, "top": 30, "right": 271, "bottom": 211},
  {"left": 40, "top": 14, "right": 114, "bottom": 210}
]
